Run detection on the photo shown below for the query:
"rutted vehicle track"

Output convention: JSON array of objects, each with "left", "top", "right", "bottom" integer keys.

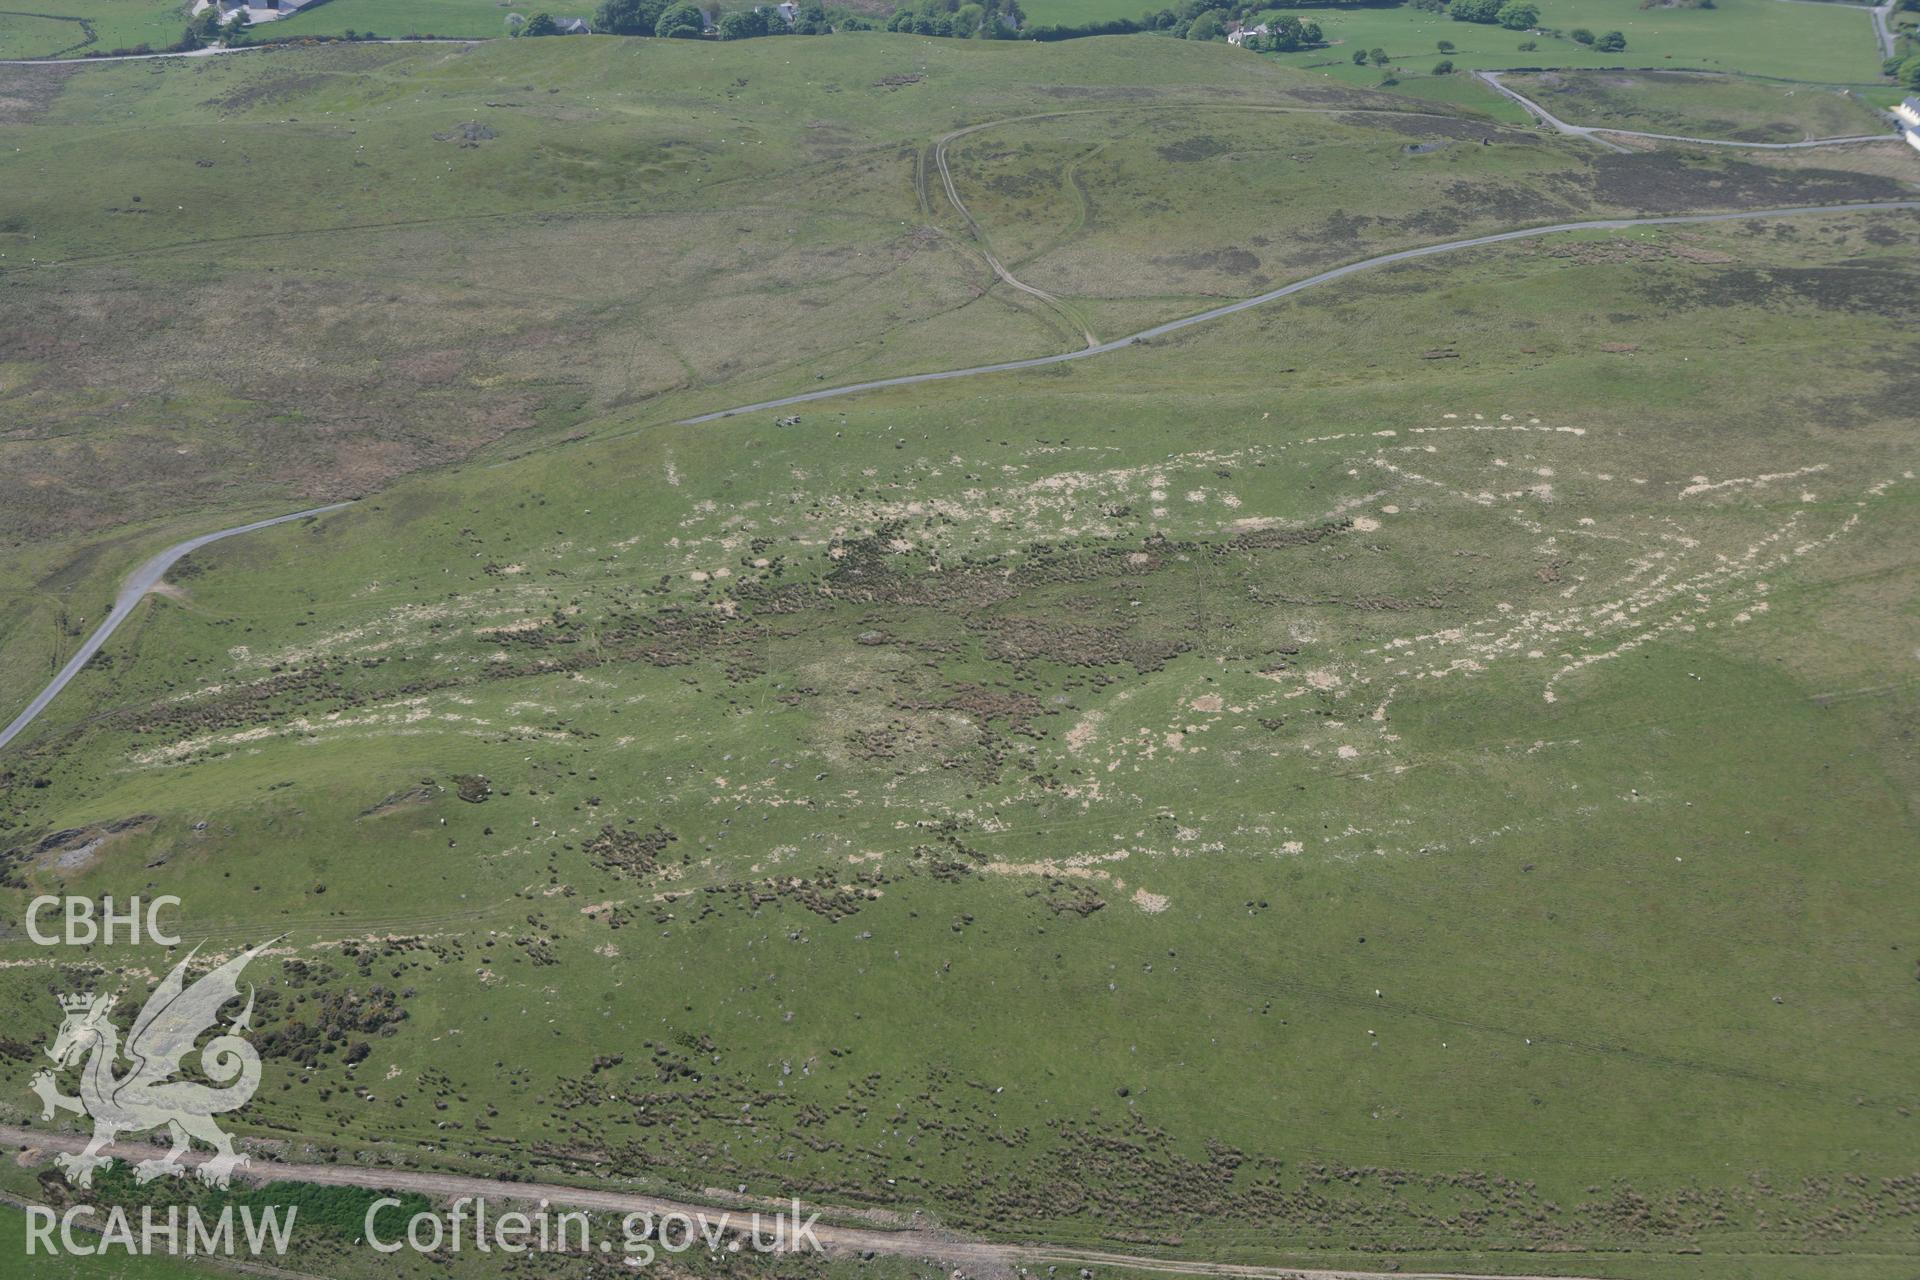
[
  {"left": 0, "top": 1124, "right": 1622, "bottom": 1280},
  {"left": 934, "top": 116, "right": 1102, "bottom": 349}
]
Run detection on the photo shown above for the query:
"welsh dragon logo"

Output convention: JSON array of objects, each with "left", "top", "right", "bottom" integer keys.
[{"left": 30, "top": 942, "right": 273, "bottom": 1189}]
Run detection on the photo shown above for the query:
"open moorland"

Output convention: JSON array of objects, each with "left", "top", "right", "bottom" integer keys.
[
  {"left": 1, "top": 29, "right": 1918, "bottom": 1280},
  {"left": 1499, "top": 69, "right": 1892, "bottom": 142},
  {"left": 8, "top": 34, "right": 1907, "bottom": 719}
]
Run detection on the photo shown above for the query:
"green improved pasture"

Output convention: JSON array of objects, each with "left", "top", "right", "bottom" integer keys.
[
  {"left": 1245, "top": 0, "right": 1888, "bottom": 84},
  {"left": 0, "top": 0, "right": 188, "bottom": 57},
  {"left": 269, "top": 0, "right": 523, "bottom": 40}
]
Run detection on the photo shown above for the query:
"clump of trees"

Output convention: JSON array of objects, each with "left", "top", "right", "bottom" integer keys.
[
  {"left": 717, "top": 2, "right": 828, "bottom": 35},
  {"left": 1450, "top": 0, "right": 1539, "bottom": 29},
  {"left": 1886, "top": 51, "right": 1920, "bottom": 90},
  {"left": 655, "top": 2, "right": 705, "bottom": 34},
  {"left": 581, "top": 0, "right": 837, "bottom": 38},
  {"left": 1256, "top": 15, "right": 1325, "bottom": 50},
  {"left": 593, "top": 0, "right": 667, "bottom": 31},
  {"left": 1032, "top": 0, "right": 1315, "bottom": 44},
  {"left": 1567, "top": 25, "right": 1626, "bottom": 49},
  {"left": 177, "top": 4, "right": 251, "bottom": 50},
  {"left": 886, "top": 0, "right": 1025, "bottom": 37}
]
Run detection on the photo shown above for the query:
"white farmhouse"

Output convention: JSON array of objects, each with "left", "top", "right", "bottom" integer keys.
[{"left": 1896, "top": 97, "right": 1920, "bottom": 153}]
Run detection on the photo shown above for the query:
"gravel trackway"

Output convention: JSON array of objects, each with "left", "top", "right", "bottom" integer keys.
[
  {"left": 934, "top": 117, "right": 1101, "bottom": 349},
  {"left": 0, "top": 1124, "right": 1618, "bottom": 1280},
  {"left": 677, "top": 198, "right": 1920, "bottom": 425},
  {"left": 1474, "top": 70, "right": 1898, "bottom": 152},
  {"left": 1871, "top": 0, "right": 1898, "bottom": 60},
  {"left": 0, "top": 503, "right": 353, "bottom": 756}
]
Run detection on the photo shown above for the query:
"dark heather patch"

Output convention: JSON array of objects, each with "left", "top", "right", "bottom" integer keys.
[
  {"left": 1394, "top": 207, "right": 1469, "bottom": 237},
  {"left": 984, "top": 169, "right": 1056, "bottom": 198},
  {"left": 433, "top": 121, "right": 499, "bottom": 145},
  {"left": 1640, "top": 265, "right": 1920, "bottom": 317},
  {"left": 1725, "top": 120, "right": 1803, "bottom": 144},
  {"left": 0, "top": 63, "right": 76, "bottom": 125},
  {"left": 1152, "top": 247, "right": 1262, "bottom": 275},
  {"left": 1157, "top": 136, "right": 1230, "bottom": 163},
  {"left": 1033, "top": 85, "right": 1157, "bottom": 99},
  {"left": 1307, "top": 210, "right": 1375, "bottom": 244},
  {"left": 1587, "top": 152, "right": 1907, "bottom": 213},
  {"left": 1801, "top": 351, "right": 1919, "bottom": 429},
  {"left": 1439, "top": 180, "right": 1570, "bottom": 224},
  {"left": 1271, "top": 210, "right": 1379, "bottom": 268},
  {"left": 1283, "top": 87, "right": 1405, "bottom": 109},
  {"left": 204, "top": 73, "right": 340, "bottom": 114},
  {"left": 1338, "top": 112, "right": 1522, "bottom": 144},
  {"left": 1861, "top": 221, "right": 1917, "bottom": 247}
]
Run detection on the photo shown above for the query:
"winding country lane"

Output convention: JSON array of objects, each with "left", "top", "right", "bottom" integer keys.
[
  {"left": 1474, "top": 70, "right": 1899, "bottom": 152},
  {"left": 1871, "top": 0, "right": 1899, "bottom": 60},
  {"left": 0, "top": 503, "right": 352, "bottom": 755}
]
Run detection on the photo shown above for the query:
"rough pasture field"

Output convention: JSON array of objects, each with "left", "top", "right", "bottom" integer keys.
[
  {"left": 0, "top": 1203, "right": 224, "bottom": 1277},
  {"left": 3, "top": 132, "right": 1919, "bottom": 1280},
  {"left": 1500, "top": 69, "right": 1891, "bottom": 141}
]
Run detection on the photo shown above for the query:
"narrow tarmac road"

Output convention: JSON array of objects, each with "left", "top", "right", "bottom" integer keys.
[
  {"left": 1872, "top": 0, "right": 1898, "bottom": 60},
  {"left": 0, "top": 503, "right": 353, "bottom": 755}
]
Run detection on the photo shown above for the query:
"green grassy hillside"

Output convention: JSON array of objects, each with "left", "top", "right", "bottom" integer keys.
[{"left": 2, "top": 33, "right": 1918, "bottom": 1280}]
